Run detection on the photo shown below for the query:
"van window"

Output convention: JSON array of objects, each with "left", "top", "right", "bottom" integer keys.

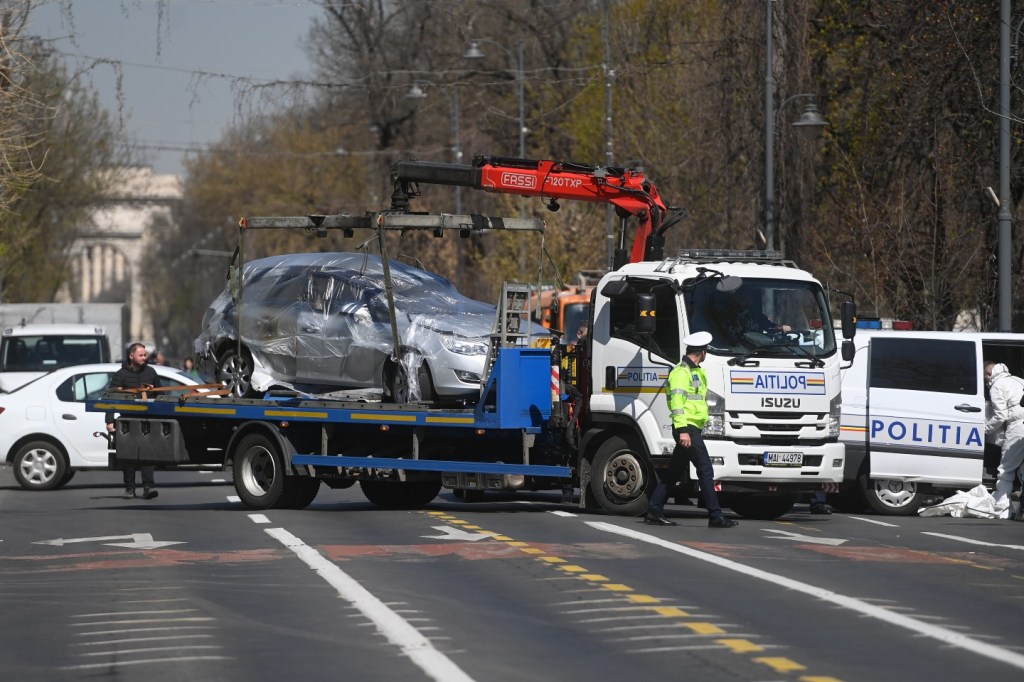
[{"left": 870, "top": 337, "right": 977, "bottom": 395}]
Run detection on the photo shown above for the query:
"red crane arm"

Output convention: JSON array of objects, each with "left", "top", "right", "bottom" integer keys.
[{"left": 390, "top": 155, "right": 680, "bottom": 265}]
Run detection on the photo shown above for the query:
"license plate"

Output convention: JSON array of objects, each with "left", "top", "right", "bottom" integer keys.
[{"left": 763, "top": 451, "right": 803, "bottom": 467}]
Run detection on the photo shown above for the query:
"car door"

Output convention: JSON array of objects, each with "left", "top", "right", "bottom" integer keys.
[
  {"left": 866, "top": 335, "right": 984, "bottom": 486},
  {"left": 53, "top": 371, "right": 115, "bottom": 466}
]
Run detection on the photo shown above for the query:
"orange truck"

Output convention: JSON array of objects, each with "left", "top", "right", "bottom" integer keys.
[{"left": 530, "top": 270, "right": 604, "bottom": 341}]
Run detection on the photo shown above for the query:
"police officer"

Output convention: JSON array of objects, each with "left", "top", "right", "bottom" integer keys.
[{"left": 644, "top": 331, "right": 739, "bottom": 528}]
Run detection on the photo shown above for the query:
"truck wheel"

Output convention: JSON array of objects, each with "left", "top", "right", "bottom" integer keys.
[
  {"left": 859, "top": 474, "right": 923, "bottom": 516},
  {"left": 278, "top": 477, "right": 321, "bottom": 510},
  {"left": 13, "top": 441, "right": 69, "bottom": 491},
  {"left": 233, "top": 433, "right": 286, "bottom": 509},
  {"left": 589, "top": 436, "right": 653, "bottom": 517},
  {"left": 360, "top": 480, "right": 441, "bottom": 509},
  {"left": 218, "top": 346, "right": 256, "bottom": 398},
  {"left": 722, "top": 493, "right": 796, "bottom": 520}
]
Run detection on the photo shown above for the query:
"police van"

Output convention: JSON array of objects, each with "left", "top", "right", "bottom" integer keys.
[{"left": 839, "top": 330, "right": 1024, "bottom": 515}]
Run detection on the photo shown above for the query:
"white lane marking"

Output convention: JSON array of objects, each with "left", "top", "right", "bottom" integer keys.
[
  {"left": 80, "top": 645, "right": 222, "bottom": 657},
  {"left": 588, "top": 521, "right": 1024, "bottom": 671},
  {"left": 226, "top": 495, "right": 240, "bottom": 503},
  {"left": 74, "top": 626, "right": 216, "bottom": 637},
  {"left": 73, "top": 634, "right": 215, "bottom": 646},
  {"left": 69, "top": 617, "right": 214, "bottom": 627},
  {"left": 248, "top": 514, "right": 271, "bottom": 524},
  {"left": 848, "top": 515, "right": 899, "bottom": 527},
  {"left": 549, "top": 511, "right": 577, "bottom": 517},
  {"left": 60, "top": 656, "right": 230, "bottom": 670},
  {"left": 761, "top": 528, "right": 847, "bottom": 546},
  {"left": 73, "top": 609, "right": 197, "bottom": 617},
  {"left": 265, "top": 527, "right": 476, "bottom": 682},
  {"left": 211, "top": 478, "right": 227, "bottom": 483},
  {"left": 922, "top": 532, "right": 1024, "bottom": 551}
]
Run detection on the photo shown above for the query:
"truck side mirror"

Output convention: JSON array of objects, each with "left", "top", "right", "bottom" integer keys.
[
  {"left": 842, "top": 339, "right": 855, "bottom": 363},
  {"left": 840, "top": 301, "right": 857, "bottom": 339},
  {"left": 635, "top": 293, "right": 656, "bottom": 334}
]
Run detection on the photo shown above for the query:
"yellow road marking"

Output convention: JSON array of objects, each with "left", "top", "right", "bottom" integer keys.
[
  {"left": 627, "top": 594, "right": 660, "bottom": 604},
  {"left": 686, "top": 622, "right": 725, "bottom": 635},
  {"left": 580, "top": 574, "right": 608, "bottom": 581},
  {"left": 560, "top": 565, "right": 588, "bottom": 573},
  {"left": 717, "top": 638, "right": 764, "bottom": 653},
  {"left": 601, "top": 584, "right": 633, "bottom": 592},
  {"left": 754, "top": 657, "right": 806, "bottom": 673},
  {"left": 540, "top": 556, "right": 567, "bottom": 564},
  {"left": 650, "top": 606, "right": 690, "bottom": 617}
]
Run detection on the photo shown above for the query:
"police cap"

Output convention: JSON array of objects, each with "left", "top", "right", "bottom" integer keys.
[{"left": 683, "top": 331, "right": 712, "bottom": 353}]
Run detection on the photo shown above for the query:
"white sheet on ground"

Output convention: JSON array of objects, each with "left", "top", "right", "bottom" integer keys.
[{"left": 918, "top": 484, "right": 1010, "bottom": 519}]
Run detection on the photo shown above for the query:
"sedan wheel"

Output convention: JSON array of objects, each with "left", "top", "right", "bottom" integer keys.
[
  {"left": 13, "top": 441, "right": 69, "bottom": 491},
  {"left": 217, "top": 346, "right": 256, "bottom": 398}
]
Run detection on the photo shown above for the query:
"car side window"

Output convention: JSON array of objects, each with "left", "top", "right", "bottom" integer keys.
[
  {"left": 157, "top": 375, "right": 189, "bottom": 397},
  {"left": 57, "top": 372, "right": 114, "bottom": 403},
  {"left": 869, "top": 338, "right": 977, "bottom": 395}
]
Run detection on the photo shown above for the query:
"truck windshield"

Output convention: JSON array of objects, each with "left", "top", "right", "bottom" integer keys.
[
  {"left": 0, "top": 335, "right": 106, "bottom": 372},
  {"left": 685, "top": 278, "right": 836, "bottom": 357}
]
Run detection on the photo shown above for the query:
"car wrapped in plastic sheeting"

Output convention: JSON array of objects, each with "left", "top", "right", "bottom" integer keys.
[{"left": 194, "top": 252, "right": 506, "bottom": 403}]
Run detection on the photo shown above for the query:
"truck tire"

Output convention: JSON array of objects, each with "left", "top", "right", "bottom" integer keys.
[
  {"left": 278, "top": 477, "right": 321, "bottom": 510},
  {"left": 859, "top": 473, "right": 923, "bottom": 516},
  {"left": 13, "top": 440, "right": 69, "bottom": 491},
  {"left": 360, "top": 480, "right": 440, "bottom": 509},
  {"left": 233, "top": 433, "right": 286, "bottom": 509},
  {"left": 589, "top": 435, "right": 653, "bottom": 517},
  {"left": 217, "top": 346, "right": 257, "bottom": 398},
  {"left": 721, "top": 493, "right": 796, "bottom": 520}
]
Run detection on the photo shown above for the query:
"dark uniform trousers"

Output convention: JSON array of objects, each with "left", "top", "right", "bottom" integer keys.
[{"left": 647, "top": 425, "right": 723, "bottom": 518}]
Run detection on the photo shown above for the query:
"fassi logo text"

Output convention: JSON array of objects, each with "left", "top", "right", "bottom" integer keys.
[{"left": 499, "top": 172, "right": 537, "bottom": 189}]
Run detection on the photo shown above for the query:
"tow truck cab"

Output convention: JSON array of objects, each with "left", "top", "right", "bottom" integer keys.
[{"left": 582, "top": 250, "right": 853, "bottom": 519}]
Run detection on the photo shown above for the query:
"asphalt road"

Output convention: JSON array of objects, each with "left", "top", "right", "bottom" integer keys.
[{"left": 2, "top": 468, "right": 1023, "bottom": 682}]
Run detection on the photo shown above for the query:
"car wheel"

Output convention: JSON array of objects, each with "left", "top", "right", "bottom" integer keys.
[
  {"left": 217, "top": 345, "right": 256, "bottom": 398},
  {"left": 417, "top": 362, "right": 435, "bottom": 403},
  {"left": 385, "top": 360, "right": 411, "bottom": 404},
  {"left": 13, "top": 440, "right": 69, "bottom": 491}
]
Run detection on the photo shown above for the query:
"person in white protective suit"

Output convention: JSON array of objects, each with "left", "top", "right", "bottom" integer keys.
[{"left": 983, "top": 361, "right": 1024, "bottom": 518}]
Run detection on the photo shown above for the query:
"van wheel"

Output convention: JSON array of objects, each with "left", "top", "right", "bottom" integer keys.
[
  {"left": 860, "top": 473, "right": 923, "bottom": 515},
  {"left": 589, "top": 436, "right": 653, "bottom": 517}
]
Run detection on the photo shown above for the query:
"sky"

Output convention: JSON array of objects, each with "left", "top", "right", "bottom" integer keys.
[{"left": 28, "top": 0, "right": 323, "bottom": 177}]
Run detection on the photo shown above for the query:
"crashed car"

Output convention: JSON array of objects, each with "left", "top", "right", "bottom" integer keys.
[{"left": 195, "top": 252, "right": 520, "bottom": 403}]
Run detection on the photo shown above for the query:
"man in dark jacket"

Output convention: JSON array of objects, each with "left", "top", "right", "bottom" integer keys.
[{"left": 105, "top": 343, "right": 160, "bottom": 499}]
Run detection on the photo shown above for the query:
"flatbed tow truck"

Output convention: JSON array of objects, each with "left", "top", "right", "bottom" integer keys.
[{"left": 90, "top": 156, "right": 852, "bottom": 517}]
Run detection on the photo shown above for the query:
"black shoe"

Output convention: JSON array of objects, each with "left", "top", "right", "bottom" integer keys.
[
  {"left": 708, "top": 516, "right": 739, "bottom": 528},
  {"left": 123, "top": 489, "right": 136, "bottom": 499},
  {"left": 643, "top": 513, "right": 677, "bottom": 526},
  {"left": 809, "top": 503, "right": 833, "bottom": 515},
  {"left": 142, "top": 488, "right": 159, "bottom": 500}
]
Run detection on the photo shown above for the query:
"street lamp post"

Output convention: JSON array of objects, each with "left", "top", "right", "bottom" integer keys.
[
  {"left": 465, "top": 38, "right": 529, "bottom": 276},
  {"left": 763, "top": 0, "right": 828, "bottom": 252},
  {"left": 406, "top": 82, "right": 463, "bottom": 212}
]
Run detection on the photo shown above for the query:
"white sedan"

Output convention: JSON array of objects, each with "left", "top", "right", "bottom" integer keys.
[{"left": 0, "top": 363, "right": 205, "bottom": 491}]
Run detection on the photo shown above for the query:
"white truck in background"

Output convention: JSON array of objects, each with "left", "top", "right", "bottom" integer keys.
[
  {"left": 0, "top": 303, "right": 127, "bottom": 360},
  {"left": 0, "top": 321, "right": 115, "bottom": 392}
]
